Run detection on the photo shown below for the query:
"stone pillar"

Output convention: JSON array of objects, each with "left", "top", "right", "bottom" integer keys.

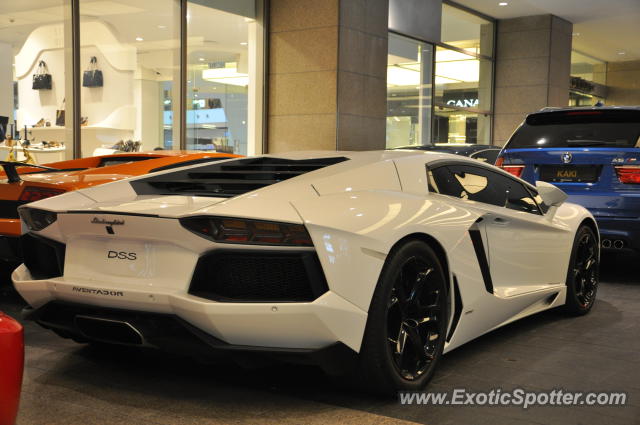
[
  {"left": 493, "top": 15, "right": 572, "bottom": 146},
  {"left": 267, "top": 0, "right": 388, "bottom": 153},
  {"left": 606, "top": 60, "right": 640, "bottom": 105}
]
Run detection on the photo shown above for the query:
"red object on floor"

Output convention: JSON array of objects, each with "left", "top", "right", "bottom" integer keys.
[{"left": 0, "top": 312, "right": 23, "bottom": 425}]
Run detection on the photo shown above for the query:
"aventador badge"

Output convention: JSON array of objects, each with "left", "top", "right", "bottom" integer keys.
[{"left": 562, "top": 152, "right": 573, "bottom": 164}]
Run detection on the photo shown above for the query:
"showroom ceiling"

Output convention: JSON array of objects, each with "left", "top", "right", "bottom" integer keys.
[{"left": 455, "top": 0, "right": 640, "bottom": 62}]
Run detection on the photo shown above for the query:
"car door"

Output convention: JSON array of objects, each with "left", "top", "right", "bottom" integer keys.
[{"left": 430, "top": 163, "right": 570, "bottom": 296}]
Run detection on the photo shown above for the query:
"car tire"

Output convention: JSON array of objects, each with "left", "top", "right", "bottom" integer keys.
[
  {"left": 357, "top": 239, "right": 448, "bottom": 395},
  {"left": 563, "top": 225, "right": 599, "bottom": 316}
]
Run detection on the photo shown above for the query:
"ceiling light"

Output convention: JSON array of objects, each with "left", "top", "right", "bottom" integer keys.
[
  {"left": 199, "top": 57, "right": 205, "bottom": 61},
  {"left": 135, "top": 36, "right": 144, "bottom": 41},
  {"left": 498, "top": 2, "right": 508, "bottom": 6},
  {"left": 240, "top": 42, "right": 248, "bottom": 46},
  {"left": 618, "top": 51, "right": 626, "bottom": 55},
  {"left": 572, "top": 32, "right": 580, "bottom": 37},
  {"left": 157, "top": 25, "right": 167, "bottom": 29}
]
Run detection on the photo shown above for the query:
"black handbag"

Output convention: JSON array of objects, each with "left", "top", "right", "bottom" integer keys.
[
  {"left": 32, "top": 61, "right": 52, "bottom": 90},
  {"left": 82, "top": 56, "right": 103, "bottom": 88}
]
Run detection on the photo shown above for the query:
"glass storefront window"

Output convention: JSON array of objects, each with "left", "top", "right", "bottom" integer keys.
[
  {"left": 79, "top": 0, "right": 180, "bottom": 156},
  {"left": 386, "top": 34, "right": 433, "bottom": 148},
  {"left": 434, "top": 46, "right": 493, "bottom": 114},
  {"left": 186, "top": 0, "right": 260, "bottom": 156},
  {"left": 571, "top": 51, "right": 606, "bottom": 85},
  {"left": 0, "top": 1, "right": 71, "bottom": 162},
  {"left": 386, "top": 4, "right": 495, "bottom": 148},
  {"left": 570, "top": 50, "right": 606, "bottom": 106},
  {"left": 1, "top": 0, "right": 263, "bottom": 160},
  {"left": 433, "top": 106, "right": 491, "bottom": 145},
  {"left": 441, "top": 3, "right": 494, "bottom": 57}
]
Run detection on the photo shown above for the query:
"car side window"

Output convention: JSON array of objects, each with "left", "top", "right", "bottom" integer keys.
[
  {"left": 527, "top": 187, "right": 550, "bottom": 214},
  {"left": 428, "top": 164, "right": 542, "bottom": 215},
  {"left": 500, "top": 178, "right": 542, "bottom": 214},
  {"left": 470, "top": 149, "right": 500, "bottom": 165},
  {"left": 429, "top": 164, "right": 506, "bottom": 207}
]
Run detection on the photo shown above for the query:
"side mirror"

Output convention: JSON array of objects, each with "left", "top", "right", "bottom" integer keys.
[{"left": 535, "top": 181, "right": 568, "bottom": 207}]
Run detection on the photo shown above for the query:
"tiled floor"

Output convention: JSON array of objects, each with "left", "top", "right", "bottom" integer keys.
[{"left": 2, "top": 254, "right": 639, "bottom": 425}]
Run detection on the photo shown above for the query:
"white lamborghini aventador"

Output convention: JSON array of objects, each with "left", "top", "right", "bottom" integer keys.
[{"left": 13, "top": 150, "right": 599, "bottom": 393}]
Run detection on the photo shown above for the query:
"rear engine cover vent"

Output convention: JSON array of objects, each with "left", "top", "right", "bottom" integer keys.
[{"left": 131, "top": 156, "right": 348, "bottom": 198}]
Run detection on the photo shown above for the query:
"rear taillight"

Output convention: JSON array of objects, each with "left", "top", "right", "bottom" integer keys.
[
  {"left": 180, "top": 216, "right": 314, "bottom": 246},
  {"left": 19, "top": 186, "right": 65, "bottom": 202},
  {"left": 615, "top": 165, "right": 640, "bottom": 184},
  {"left": 501, "top": 165, "right": 524, "bottom": 178},
  {"left": 18, "top": 208, "right": 58, "bottom": 231}
]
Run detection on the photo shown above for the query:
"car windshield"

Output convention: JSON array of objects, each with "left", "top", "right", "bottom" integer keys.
[{"left": 507, "top": 110, "right": 640, "bottom": 148}]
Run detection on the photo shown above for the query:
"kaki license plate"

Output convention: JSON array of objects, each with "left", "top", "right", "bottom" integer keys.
[{"left": 539, "top": 165, "right": 599, "bottom": 183}]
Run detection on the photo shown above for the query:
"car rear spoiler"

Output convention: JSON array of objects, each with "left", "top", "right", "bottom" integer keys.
[{"left": 0, "top": 161, "right": 60, "bottom": 183}]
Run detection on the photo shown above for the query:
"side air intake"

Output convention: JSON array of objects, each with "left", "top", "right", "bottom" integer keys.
[{"left": 131, "top": 157, "right": 349, "bottom": 198}]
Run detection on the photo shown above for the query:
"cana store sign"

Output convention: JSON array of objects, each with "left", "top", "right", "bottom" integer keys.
[{"left": 446, "top": 98, "right": 479, "bottom": 108}]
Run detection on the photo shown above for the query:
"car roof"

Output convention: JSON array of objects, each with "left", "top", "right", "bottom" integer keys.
[
  {"left": 536, "top": 105, "right": 640, "bottom": 114},
  {"left": 393, "top": 144, "right": 500, "bottom": 155}
]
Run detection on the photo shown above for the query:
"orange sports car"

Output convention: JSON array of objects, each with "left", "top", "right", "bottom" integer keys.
[{"left": 0, "top": 151, "right": 239, "bottom": 264}]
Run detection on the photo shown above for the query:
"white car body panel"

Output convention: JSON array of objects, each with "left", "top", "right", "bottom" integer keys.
[{"left": 13, "top": 150, "right": 596, "bottom": 356}]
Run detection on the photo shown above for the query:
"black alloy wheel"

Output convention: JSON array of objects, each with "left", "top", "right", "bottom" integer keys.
[
  {"left": 387, "top": 257, "right": 444, "bottom": 380},
  {"left": 564, "top": 225, "right": 599, "bottom": 315},
  {"left": 357, "top": 240, "right": 447, "bottom": 394}
]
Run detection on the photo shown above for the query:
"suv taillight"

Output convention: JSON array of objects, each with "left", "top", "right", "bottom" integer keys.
[
  {"left": 615, "top": 165, "right": 640, "bottom": 184},
  {"left": 495, "top": 157, "right": 525, "bottom": 178},
  {"left": 501, "top": 165, "right": 525, "bottom": 178}
]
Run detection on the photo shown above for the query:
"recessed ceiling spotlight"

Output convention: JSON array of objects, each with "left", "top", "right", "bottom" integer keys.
[
  {"left": 240, "top": 42, "right": 248, "bottom": 46},
  {"left": 618, "top": 51, "right": 627, "bottom": 55},
  {"left": 498, "top": 2, "right": 508, "bottom": 6},
  {"left": 572, "top": 32, "right": 580, "bottom": 37},
  {"left": 135, "top": 36, "right": 144, "bottom": 41},
  {"left": 199, "top": 57, "right": 205, "bottom": 61},
  {"left": 157, "top": 25, "right": 167, "bottom": 29}
]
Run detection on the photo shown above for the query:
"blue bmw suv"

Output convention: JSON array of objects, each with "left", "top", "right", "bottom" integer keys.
[{"left": 497, "top": 106, "right": 640, "bottom": 253}]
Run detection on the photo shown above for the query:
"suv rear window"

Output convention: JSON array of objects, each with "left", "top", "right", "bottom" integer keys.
[{"left": 507, "top": 110, "right": 640, "bottom": 149}]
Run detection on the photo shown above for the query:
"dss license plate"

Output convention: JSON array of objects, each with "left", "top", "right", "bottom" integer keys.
[{"left": 539, "top": 165, "right": 600, "bottom": 183}]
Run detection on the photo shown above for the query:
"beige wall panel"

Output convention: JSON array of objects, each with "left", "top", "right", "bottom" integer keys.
[
  {"left": 270, "top": 27, "right": 339, "bottom": 74},
  {"left": 269, "top": 114, "right": 337, "bottom": 152},
  {"left": 269, "top": 71, "right": 337, "bottom": 116},
  {"left": 270, "top": 0, "right": 338, "bottom": 33}
]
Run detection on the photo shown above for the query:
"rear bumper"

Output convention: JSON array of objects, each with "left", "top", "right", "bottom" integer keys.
[
  {"left": 561, "top": 192, "right": 640, "bottom": 251},
  {"left": 592, "top": 216, "right": 640, "bottom": 252},
  {"left": 12, "top": 263, "right": 367, "bottom": 355},
  {"left": 22, "top": 301, "right": 357, "bottom": 375}
]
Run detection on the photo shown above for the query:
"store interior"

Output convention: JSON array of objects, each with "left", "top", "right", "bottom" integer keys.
[{"left": 0, "top": 0, "right": 258, "bottom": 161}]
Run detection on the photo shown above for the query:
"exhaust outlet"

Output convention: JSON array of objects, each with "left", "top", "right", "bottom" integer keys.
[
  {"left": 613, "top": 240, "right": 624, "bottom": 249},
  {"left": 74, "top": 315, "right": 145, "bottom": 345},
  {"left": 602, "top": 239, "right": 612, "bottom": 249}
]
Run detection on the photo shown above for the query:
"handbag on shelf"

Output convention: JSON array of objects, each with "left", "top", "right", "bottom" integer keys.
[
  {"left": 32, "top": 60, "right": 52, "bottom": 90},
  {"left": 82, "top": 56, "right": 103, "bottom": 88},
  {"left": 55, "top": 99, "right": 65, "bottom": 127}
]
